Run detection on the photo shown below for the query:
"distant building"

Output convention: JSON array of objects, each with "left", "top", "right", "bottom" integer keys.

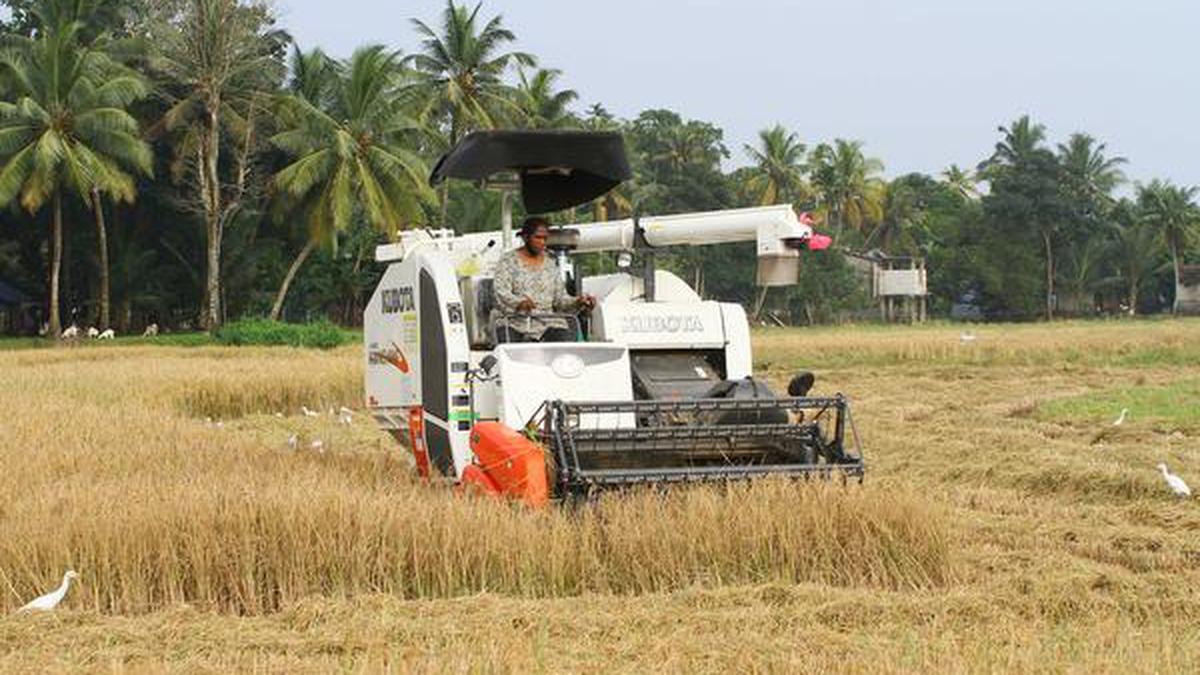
[{"left": 846, "top": 250, "right": 928, "bottom": 322}]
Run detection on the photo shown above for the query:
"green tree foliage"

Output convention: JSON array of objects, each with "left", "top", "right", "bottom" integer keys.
[
  {"left": 743, "top": 124, "right": 807, "bottom": 207},
  {"left": 513, "top": 68, "right": 578, "bottom": 129},
  {"left": 408, "top": 0, "right": 533, "bottom": 222},
  {"left": 941, "top": 164, "right": 978, "bottom": 201},
  {"left": 0, "top": 7, "right": 152, "bottom": 335},
  {"left": 1109, "top": 199, "right": 1166, "bottom": 314},
  {"left": 624, "top": 109, "right": 733, "bottom": 296},
  {"left": 269, "top": 45, "right": 433, "bottom": 319},
  {"left": 980, "top": 116, "right": 1069, "bottom": 319},
  {"left": 150, "top": 0, "right": 287, "bottom": 330},
  {"left": 0, "top": 0, "right": 1196, "bottom": 334},
  {"left": 809, "top": 139, "right": 884, "bottom": 242},
  {"left": 1136, "top": 180, "right": 1199, "bottom": 314}
]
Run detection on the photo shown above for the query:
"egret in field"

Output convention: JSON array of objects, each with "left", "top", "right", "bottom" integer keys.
[
  {"left": 86, "top": 326, "right": 99, "bottom": 339},
  {"left": 1112, "top": 408, "right": 1129, "bottom": 426},
  {"left": 1157, "top": 464, "right": 1192, "bottom": 498},
  {"left": 287, "top": 434, "right": 298, "bottom": 450},
  {"left": 142, "top": 323, "right": 158, "bottom": 337},
  {"left": 311, "top": 439, "right": 324, "bottom": 453},
  {"left": 959, "top": 331, "right": 976, "bottom": 344},
  {"left": 98, "top": 328, "right": 115, "bottom": 340},
  {"left": 18, "top": 570, "right": 78, "bottom": 612},
  {"left": 301, "top": 406, "right": 318, "bottom": 418},
  {"left": 338, "top": 406, "right": 353, "bottom": 425},
  {"left": 60, "top": 324, "right": 79, "bottom": 339}
]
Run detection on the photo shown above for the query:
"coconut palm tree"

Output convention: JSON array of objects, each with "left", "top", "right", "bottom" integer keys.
[
  {"left": 941, "top": 164, "right": 978, "bottom": 201},
  {"left": 0, "top": 17, "right": 152, "bottom": 337},
  {"left": 1137, "top": 180, "right": 1200, "bottom": 314},
  {"left": 269, "top": 45, "right": 433, "bottom": 321},
  {"left": 514, "top": 68, "right": 577, "bottom": 129},
  {"left": 868, "top": 179, "right": 924, "bottom": 254},
  {"left": 152, "top": 0, "right": 288, "bottom": 331},
  {"left": 285, "top": 44, "right": 337, "bottom": 107},
  {"left": 743, "top": 125, "right": 808, "bottom": 207},
  {"left": 1057, "top": 133, "right": 1125, "bottom": 204},
  {"left": 408, "top": 0, "right": 534, "bottom": 222},
  {"left": 1110, "top": 217, "right": 1165, "bottom": 315},
  {"left": 982, "top": 114, "right": 1046, "bottom": 174},
  {"left": 262, "top": 45, "right": 336, "bottom": 320},
  {"left": 982, "top": 115, "right": 1067, "bottom": 319},
  {"left": 809, "top": 138, "right": 884, "bottom": 240}
]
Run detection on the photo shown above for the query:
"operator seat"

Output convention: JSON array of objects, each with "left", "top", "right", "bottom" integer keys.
[{"left": 459, "top": 275, "right": 497, "bottom": 349}]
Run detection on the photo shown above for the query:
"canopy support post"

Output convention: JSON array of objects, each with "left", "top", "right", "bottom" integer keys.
[{"left": 501, "top": 190, "right": 514, "bottom": 250}]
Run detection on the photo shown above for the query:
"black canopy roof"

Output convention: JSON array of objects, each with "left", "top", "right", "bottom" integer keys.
[{"left": 429, "top": 130, "right": 631, "bottom": 213}]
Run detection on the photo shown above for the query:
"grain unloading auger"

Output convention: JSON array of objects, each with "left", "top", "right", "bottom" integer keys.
[{"left": 364, "top": 131, "right": 863, "bottom": 505}]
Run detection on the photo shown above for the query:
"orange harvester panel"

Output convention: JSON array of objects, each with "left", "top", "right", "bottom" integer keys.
[
  {"left": 469, "top": 422, "right": 550, "bottom": 507},
  {"left": 407, "top": 408, "right": 431, "bottom": 478}
]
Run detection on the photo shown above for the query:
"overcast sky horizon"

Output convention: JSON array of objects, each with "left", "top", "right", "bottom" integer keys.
[
  {"left": 278, "top": 0, "right": 1199, "bottom": 188},
  {"left": 8, "top": 1, "right": 1191, "bottom": 187},
  {"left": 279, "top": 1, "right": 1199, "bottom": 188}
]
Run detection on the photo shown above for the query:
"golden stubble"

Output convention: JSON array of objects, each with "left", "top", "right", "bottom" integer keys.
[{"left": 0, "top": 321, "right": 1198, "bottom": 672}]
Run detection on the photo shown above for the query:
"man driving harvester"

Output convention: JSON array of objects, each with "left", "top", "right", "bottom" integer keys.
[{"left": 492, "top": 216, "right": 596, "bottom": 342}]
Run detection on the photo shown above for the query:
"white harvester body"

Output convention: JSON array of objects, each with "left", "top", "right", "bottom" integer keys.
[
  {"left": 365, "top": 206, "right": 801, "bottom": 479},
  {"left": 364, "top": 130, "right": 861, "bottom": 501}
]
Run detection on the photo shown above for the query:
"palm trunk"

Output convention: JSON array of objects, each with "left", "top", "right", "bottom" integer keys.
[
  {"left": 202, "top": 103, "right": 222, "bottom": 332},
  {"left": 270, "top": 239, "right": 317, "bottom": 321},
  {"left": 1042, "top": 231, "right": 1055, "bottom": 320},
  {"left": 752, "top": 286, "right": 769, "bottom": 321},
  {"left": 118, "top": 298, "right": 131, "bottom": 334},
  {"left": 49, "top": 190, "right": 63, "bottom": 338},
  {"left": 440, "top": 117, "right": 460, "bottom": 227},
  {"left": 91, "top": 188, "right": 111, "bottom": 330},
  {"left": 1170, "top": 242, "right": 1181, "bottom": 315}
]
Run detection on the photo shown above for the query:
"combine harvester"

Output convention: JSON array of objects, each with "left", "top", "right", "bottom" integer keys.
[{"left": 365, "top": 131, "right": 862, "bottom": 505}]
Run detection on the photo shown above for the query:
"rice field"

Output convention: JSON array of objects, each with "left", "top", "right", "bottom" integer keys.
[{"left": 1, "top": 320, "right": 1199, "bottom": 672}]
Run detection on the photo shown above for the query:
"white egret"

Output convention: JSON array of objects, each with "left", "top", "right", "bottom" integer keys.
[
  {"left": 86, "top": 326, "right": 99, "bottom": 338},
  {"left": 142, "top": 323, "right": 158, "bottom": 337},
  {"left": 98, "top": 328, "right": 115, "bottom": 340},
  {"left": 287, "top": 434, "right": 298, "bottom": 450},
  {"left": 61, "top": 325, "right": 79, "bottom": 339},
  {"left": 311, "top": 439, "right": 324, "bottom": 453},
  {"left": 1157, "top": 464, "right": 1192, "bottom": 498},
  {"left": 1112, "top": 408, "right": 1129, "bottom": 426},
  {"left": 301, "top": 406, "right": 318, "bottom": 418},
  {"left": 19, "top": 570, "right": 78, "bottom": 612},
  {"left": 959, "top": 331, "right": 976, "bottom": 343}
]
